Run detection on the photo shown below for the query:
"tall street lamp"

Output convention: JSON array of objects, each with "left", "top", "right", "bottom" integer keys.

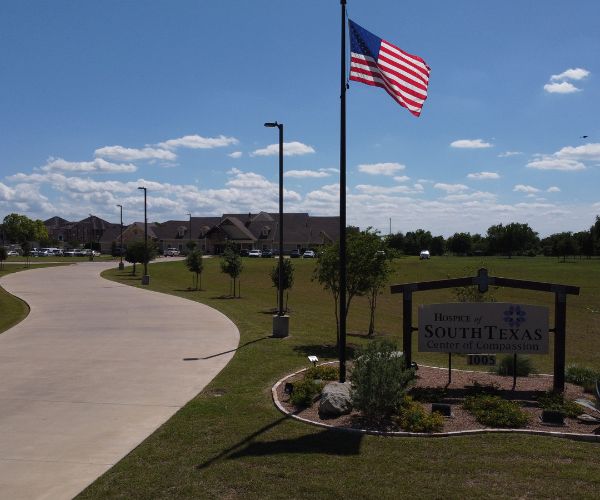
[
  {"left": 117, "top": 204, "right": 124, "bottom": 270},
  {"left": 264, "top": 121, "right": 288, "bottom": 338},
  {"left": 138, "top": 186, "right": 149, "bottom": 285},
  {"left": 88, "top": 213, "right": 94, "bottom": 261},
  {"left": 187, "top": 212, "right": 192, "bottom": 250}
]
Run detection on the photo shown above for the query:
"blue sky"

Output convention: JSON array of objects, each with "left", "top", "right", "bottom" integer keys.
[{"left": 1, "top": 0, "right": 599, "bottom": 237}]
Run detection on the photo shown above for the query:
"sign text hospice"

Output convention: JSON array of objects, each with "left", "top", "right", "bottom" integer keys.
[{"left": 418, "top": 303, "right": 549, "bottom": 354}]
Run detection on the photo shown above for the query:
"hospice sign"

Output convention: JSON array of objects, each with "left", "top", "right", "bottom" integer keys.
[{"left": 418, "top": 303, "right": 549, "bottom": 354}]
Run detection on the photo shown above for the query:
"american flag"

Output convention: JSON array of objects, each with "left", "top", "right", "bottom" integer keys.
[{"left": 349, "top": 20, "right": 431, "bottom": 117}]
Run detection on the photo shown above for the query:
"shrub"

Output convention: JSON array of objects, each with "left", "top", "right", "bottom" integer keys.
[
  {"left": 537, "top": 391, "right": 583, "bottom": 419},
  {"left": 304, "top": 364, "right": 339, "bottom": 382},
  {"left": 409, "top": 386, "right": 447, "bottom": 403},
  {"left": 289, "top": 378, "right": 323, "bottom": 407},
  {"left": 397, "top": 397, "right": 444, "bottom": 433},
  {"left": 350, "top": 340, "right": 416, "bottom": 421},
  {"left": 464, "top": 394, "right": 529, "bottom": 428},
  {"left": 493, "top": 355, "right": 536, "bottom": 377},
  {"left": 565, "top": 364, "right": 600, "bottom": 393}
]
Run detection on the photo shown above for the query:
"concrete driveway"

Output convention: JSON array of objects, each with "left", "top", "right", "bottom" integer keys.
[{"left": 0, "top": 262, "right": 239, "bottom": 499}]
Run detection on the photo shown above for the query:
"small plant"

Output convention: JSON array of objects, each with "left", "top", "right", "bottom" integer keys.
[
  {"left": 350, "top": 340, "right": 416, "bottom": 421},
  {"left": 304, "top": 364, "right": 339, "bottom": 382},
  {"left": 465, "top": 380, "right": 500, "bottom": 396},
  {"left": 537, "top": 391, "right": 582, "bottom": 419},
  {"left": 565, "top": 364, "right": 600, "bottom": 393},
  {"left": 397, "top": 397, "right": 444, "bottom": 433},
  {"left": 289, "top": 378, "right": 323, "bottom": 407},
  {"left": 493, "top": 355, "right": 536, "bottom": 377},
  {"left": 464, "top": 394, "right": 529, "bottom": 428}
]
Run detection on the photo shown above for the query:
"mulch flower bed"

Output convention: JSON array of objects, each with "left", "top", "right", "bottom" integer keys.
[{"left": 274, "top": 364, "right": 600, "bottom": 437}]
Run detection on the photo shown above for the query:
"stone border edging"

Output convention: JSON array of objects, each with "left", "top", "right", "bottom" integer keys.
[{"left": 271, "top": 364, "right": 600, "bottom": 443}]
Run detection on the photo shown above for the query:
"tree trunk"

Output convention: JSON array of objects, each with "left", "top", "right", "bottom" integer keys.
[{"left": 368, "top": 288, "right": 377, "bottom": 337}]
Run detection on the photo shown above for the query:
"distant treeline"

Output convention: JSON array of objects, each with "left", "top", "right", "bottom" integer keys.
[{"left": 384, "top": 216, "right": 600, "bottom": 259}]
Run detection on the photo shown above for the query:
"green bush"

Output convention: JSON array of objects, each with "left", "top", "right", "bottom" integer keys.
[
  {"left": 350, "top": 340, "right": 416, "bottom": 421},
  {"left": 409, "top": 386, "right": 447, "bottom": 403},
  {"left": 493, "top": 355, "right": 536, "bottom": 377},
  {"left": 289, "top": 378, "right": 323, "bottom": 407},
  {"left": 565, "top": 364, "right": 600, "bottom": 392},
  {"left": 304, "top": 364, "right": 339, "bottom": 382},
  {"left": 464, "top": 394, "right": 529, "bottom": 428},
  {"left": 537, "top": 391, "right": 583, "bottom": 418},
  {"left": 397, "top": 397, "right": 444, "bottom": 433}
]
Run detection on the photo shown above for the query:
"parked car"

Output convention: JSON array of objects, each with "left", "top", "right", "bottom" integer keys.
[
  {"left": 7, "top": 250, "right": 19, "bottom": 257},
  {"left": 248, "top": 249, "right": 262, "bottom": 258},
  {"left": 63, "top": 250, "right": 77, "bottom": 257},
  {"left": 164, "top": 248, "right": 180, "bottom": 257},
  {"left": 240, "top": 249, "right": 249, "bottom": 257},
  {"left": 290, "top": 249, "right": 301, "bottom": 258},
  {"left": 261, "top": 249, "right": 273, "bottom": 258},
  {"left": 302, "top": 250, "right": 316, "bottom": 258},
  {"left": 419, "top": 250, "right": 430, "bottom": 260}
]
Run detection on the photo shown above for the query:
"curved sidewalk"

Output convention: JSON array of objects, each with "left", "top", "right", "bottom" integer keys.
[{"left": 0, "top": 262, "right": 239, "bottom": 500}]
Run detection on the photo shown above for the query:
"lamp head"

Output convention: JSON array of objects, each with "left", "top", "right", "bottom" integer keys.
[
  {"left": 137, "top": 186, "right": 145, "bottom": 191},
  {"left": 264, "top": 122, "right": 278, "bottom": 128}
]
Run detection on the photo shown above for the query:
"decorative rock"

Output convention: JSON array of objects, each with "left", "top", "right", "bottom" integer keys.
[{"left": 319, "top": 382, "right": 352, "bottom": 417}]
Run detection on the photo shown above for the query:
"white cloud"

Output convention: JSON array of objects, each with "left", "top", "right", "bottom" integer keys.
[
  {"left": 514, "top": 184, "right": 540, "bottom": 193},
  {"left": 393, "top": 175, "right": 410, "bottom": 182},
  {"left": 544, "top": 82, "right": 581, "bottom": 94},
  {"left": 355, "top": 184, "right": 422, "bottom": 195},
  {"left": 547, "top": 186, "right": 561, "bottom": 193},
  {"left": 285, "top": 170, "right": 330, "bottom": 179},
  {"left": 41, "top": 157, "right": 137, "bottom": 173},
  {"left": 228, "top": 151, "right": 242, "bottom": 159},
  {"left": 433, "top": 183, "right": 468, "bottom": 193},
  {"left": 444, "top": 191, "right": 497, "bottom": 202},
  {"left": 498, "top": 151, "right": 522, "bottom": 158},
  {"left": 526, "top": 158, "right": 585, "bottom": 171},
  {"left": 450, "top": 139, "right": 492, "bottom": 149},
  {"left": 158, "top": 134, "right": 239, "bottom": 150},
  {"left": 550, "top": 68, "right": 590, "bottom": 81},
  {"left": 554, "top": 143, "right": 600, "bottom": 161},
  {"left": 357, "top": 162, "right": 406, "bottom": 176},
  {"left": 95, "top": 145, "right": 176, "bottom": 162},
  {"left": 467, "top": 171, "right": 500, "bottom": 180},
  {"left": 251, "top": 141, "right": 315, "bottom": 157}
]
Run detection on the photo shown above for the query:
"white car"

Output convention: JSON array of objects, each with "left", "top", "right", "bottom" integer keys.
[
  {"left": 7, "top": 250, "right": 19, "bottom": 257},
  {"left": 164, "top": 248, "right": 180, "bottom": 257},
  {"left": 302, "top": 250, "right": 316, "bottom": 258},
  {"left": 419, "top": 250, "right": 430, "bottom": 260},
  {"left": 248, "top": 249, "right": 262, "bottom": 258}
]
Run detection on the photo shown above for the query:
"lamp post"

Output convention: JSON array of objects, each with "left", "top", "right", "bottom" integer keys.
[
  {"left": 116, "top": 204, "right": 124, "bottom": 270},
  {"left": 187, "top": 212, "right": 192, "bottom": 250},
  {"left": 88, "top": 213, "right": 94, "bottom": 261},
  {"left": 138, "top": 186, "right": 149, "bottom": 285},
  {"left": 264, "top": 121, "right": 288, "bottom": 338}
]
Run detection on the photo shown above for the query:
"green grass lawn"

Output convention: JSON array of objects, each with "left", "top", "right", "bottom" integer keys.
[
  {"left": 5, "top": 255, "right": 116, "bottom": 263},
  {"left": 78, "top": 256, "right": 600, "bottom": 499},
  {"left": 0, "top": 263, "right": 69, "bottom": 334}
]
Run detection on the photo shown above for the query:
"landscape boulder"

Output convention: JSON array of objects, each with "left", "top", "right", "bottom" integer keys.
[{"left": 319, "top": 381, "right": 352, "bottom": 417}]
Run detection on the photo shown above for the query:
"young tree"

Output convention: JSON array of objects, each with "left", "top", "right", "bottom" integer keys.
[
  {"left": 313, "top": 229, "right": 389, "bottom": 345},
  {"left": 487, "top": 222, "right": 538, "bottom": 258},
  {"left": 185, "top": 249, "right": 204, "bottom": 290},
  {"left": 0, "top": 246, "right": 7, "bottom": 270},
  {"left": 270, "top": 259, "right": 294, "bottom": 312},
  {"left": 366, "top": 244, "right": 391, "bottom": 336},
  {"left": 125, "top": 241, "right": 157, "bottom": 275},
  {"left": 21, "top": 241, "right": 31, "bottom": 268},
  {"left": 220, "top": 245, "right": 243, "bottom": 297}
]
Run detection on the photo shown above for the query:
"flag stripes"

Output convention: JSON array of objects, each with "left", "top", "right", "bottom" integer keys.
[{"left": 349, "top": 20, "right": 430, "bottom": 117}]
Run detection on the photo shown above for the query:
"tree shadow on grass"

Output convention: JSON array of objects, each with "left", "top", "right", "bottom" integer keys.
[
  {"left": 196, "top": 415, "right": 362, "bottom": 470},
  {"left": 292, "top": 343, "right": 357, "bottom": 360}
]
